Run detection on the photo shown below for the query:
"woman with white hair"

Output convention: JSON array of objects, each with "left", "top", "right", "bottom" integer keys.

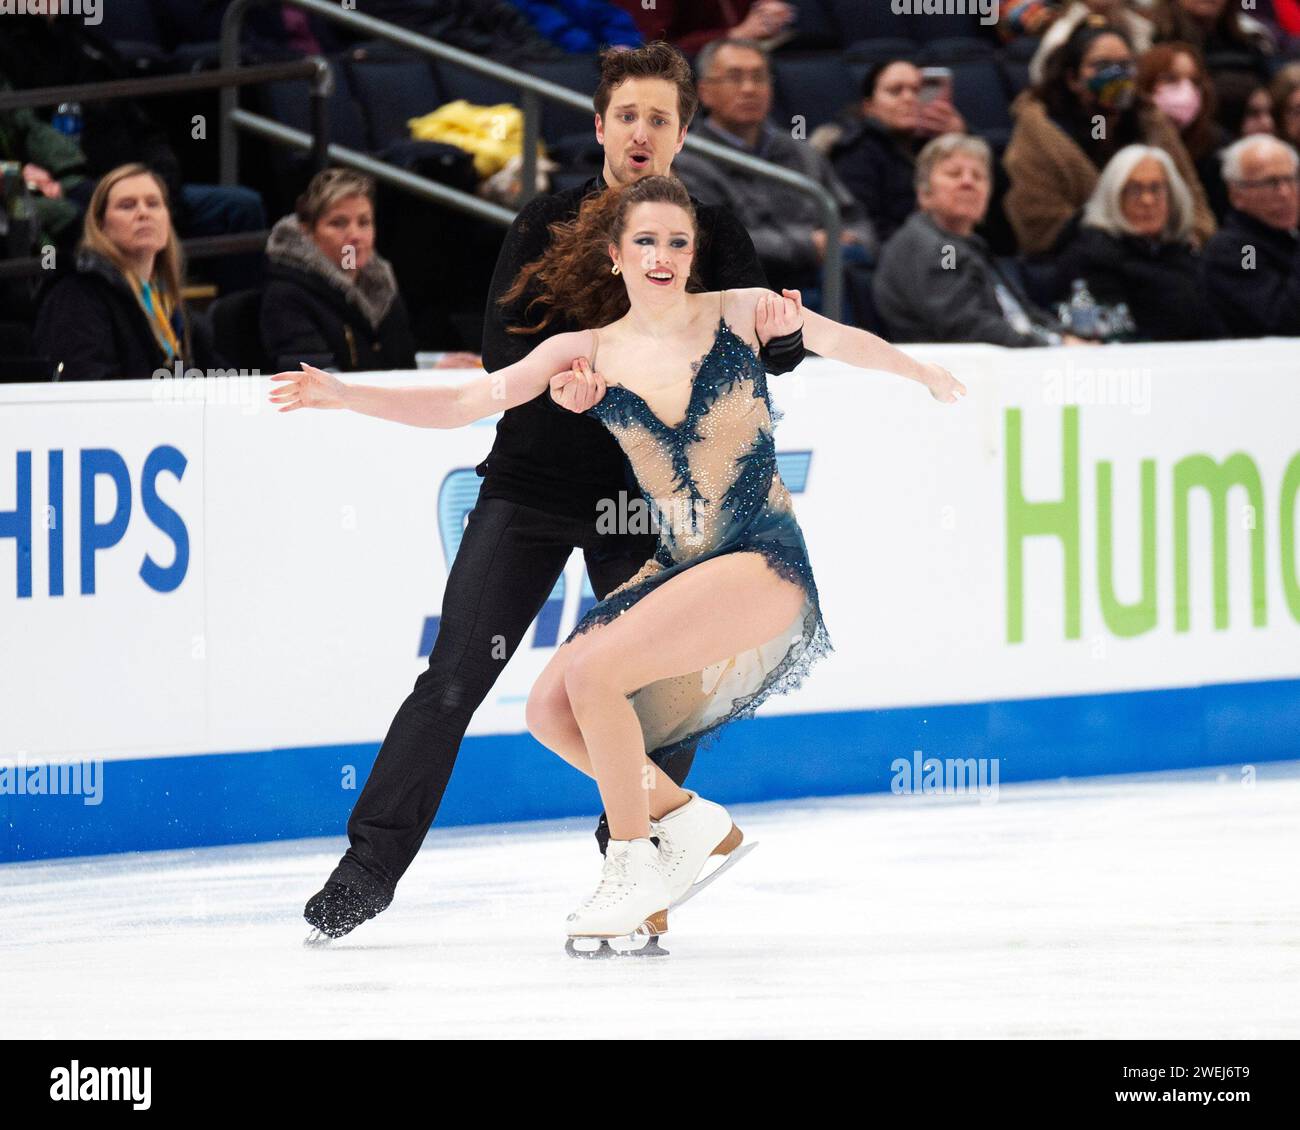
[{"left": 1056, "top": 143, "right": 1224, "bottom": 339}]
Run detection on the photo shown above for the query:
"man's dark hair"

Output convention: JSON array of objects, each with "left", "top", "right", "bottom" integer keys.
[
  {"left": 695, "top": 37, "right": 769, "bottom": 86},
  {"left": 593, "top": 41, "right": 699, "bottom": 128}
]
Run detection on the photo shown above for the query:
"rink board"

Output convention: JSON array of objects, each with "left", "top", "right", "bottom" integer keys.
[{"left": 2, "top": 339, "right": 1298, "bottom": 860}]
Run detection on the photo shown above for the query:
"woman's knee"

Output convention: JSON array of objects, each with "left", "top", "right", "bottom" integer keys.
[
  {"left": 562, "top": 649, "right": 626, "bottom": 710},
  {"left": 525, "top": 679, "right": 574, "bottom": 746}
]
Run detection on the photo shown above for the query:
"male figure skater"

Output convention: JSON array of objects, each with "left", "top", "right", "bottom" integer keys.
[{"left": 305, "top": 41, "right": 806, "bottom": 939}]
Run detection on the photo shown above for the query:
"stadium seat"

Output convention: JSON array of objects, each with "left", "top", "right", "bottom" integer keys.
[
  {"left": 905, "top": 9, "right": 994, "bottom": 43},
  {"left": 347, "top": 59, "right": 445, "bottom": 150},
  {"left": 258, "top": 64, "right": 369, "bottom": 154},
  {"left": 844, "top": 39, "right": 925, "bottom": 69},
  {"left": 430, "top": 59, "right": 521, "bottom": 113},
  {"left": 93, "top": 0, "right": 168, "bottom": 67},
  {"left": 772, "top": 55, "right": 859, "bottom": 133},
  {"left": 826, "top": 0, "right": 914, "bottom": 43},
  {"left": 520, "top": 57, "right": 601, "bottom": 147},
  {"left": 209, "top": 290, "right": 268, "bottom": 374},
  {"left": 783, "top": 0, "right": 843, "bottom": 50}
]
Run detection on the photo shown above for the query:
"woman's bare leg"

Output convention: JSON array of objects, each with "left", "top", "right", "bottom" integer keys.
[{"left": 528, "top": 552, "right": 806, "bottom": 841}]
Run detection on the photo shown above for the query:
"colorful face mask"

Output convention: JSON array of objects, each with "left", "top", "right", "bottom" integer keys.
[
  {"left": 1087, "top": 61, "right": 1136, "bottom": 112},
  {"left": 1153, "top": 79, "right": 1203, "bottom": 128}
]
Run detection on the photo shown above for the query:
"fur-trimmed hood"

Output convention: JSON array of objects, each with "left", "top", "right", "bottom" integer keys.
[{"left": 265, "top": 213, "right": 398, "bottom": 330}]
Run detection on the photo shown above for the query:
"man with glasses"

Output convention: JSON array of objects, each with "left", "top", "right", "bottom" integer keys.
[
  {"left": 1201, "top": 135, "right": 1300, "bottom": 337},
  {"left": 671, "top": 39, "right": 876, "bottom": 314}
]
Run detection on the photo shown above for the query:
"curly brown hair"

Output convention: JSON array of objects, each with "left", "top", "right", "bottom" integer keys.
[{"left": 500, "top": 174, "right": 701, "bottom": 335}]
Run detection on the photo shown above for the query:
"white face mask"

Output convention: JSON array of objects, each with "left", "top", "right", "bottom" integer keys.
[{"left": 1153, "top": 79, "right": 1204, "bottom": 129}]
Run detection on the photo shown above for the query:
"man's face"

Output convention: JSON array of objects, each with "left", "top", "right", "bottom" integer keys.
[
  {"left": 1230, "top": 144, "right": 1300, "bottom": 231},
  {"left": 919, "top": 153, "right": 991, "bottom": 228},
  {"left": 595, "top": 77, "right": 687, "bottom": 186},
  {"left": 698, "top": 44, "right": 772, "bottom": 130}
]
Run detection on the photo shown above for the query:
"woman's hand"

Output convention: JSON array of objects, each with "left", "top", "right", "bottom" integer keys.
[
  {"left": 921, "top": 361, "right": 967, "bottom": 404},
  {"left": 268, "top": 363, "right": 349, "bottom": 412},
  {"left": 549, "top": 356, "right": 606, "bottom": 413},
  {"left": 755, "top": 288, "right": 804, "bottom": 344}
]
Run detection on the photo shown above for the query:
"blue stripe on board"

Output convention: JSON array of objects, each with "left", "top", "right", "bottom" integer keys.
[{"left": 3, "top": 677, "right": 1298, "bottom": 862}]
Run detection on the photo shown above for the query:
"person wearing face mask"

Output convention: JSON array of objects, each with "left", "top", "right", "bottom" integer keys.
[
  {"left": 1027, "top": 1, "right": 1157, "bottom": 86},
  {"left": 1137, "top": 43, "right": 1231, "bottom": 220},
  {"left": 1055, "top": 144, "right": 1224, "bottom": 339},
  {"left": 1003, "top": 19, "right": 1215, "bottom": 256},
  {"left": 1151, "top": 0, "right": 1275, "bottom": 128}
]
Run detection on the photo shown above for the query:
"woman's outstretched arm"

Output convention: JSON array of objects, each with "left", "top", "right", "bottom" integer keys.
[
  {"left": 746, "top": 288, "right": 967, "bottom": 404},
  {"left": 267, "top": 330, "right": 594, "bottom": 427}
]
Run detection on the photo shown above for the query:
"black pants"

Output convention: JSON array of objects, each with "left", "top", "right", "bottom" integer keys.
[{"left": 328, "top": 496, "right": 697, "bottom": 901}]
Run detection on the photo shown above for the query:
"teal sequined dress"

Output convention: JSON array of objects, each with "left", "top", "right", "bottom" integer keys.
[{"left": 562, "top": 293, "right": 833, "bottom": 760}]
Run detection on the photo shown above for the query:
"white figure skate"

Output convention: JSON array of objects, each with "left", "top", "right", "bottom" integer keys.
[
  {"left": 651, "top": 790, "right": 757, "bottom": 909},
  {"left": 564, "top": 838, "right": 672, "bottom": 958}
]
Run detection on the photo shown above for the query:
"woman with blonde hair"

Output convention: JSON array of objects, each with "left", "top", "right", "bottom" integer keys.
[{"left": 34, "top": 162, "right": 216, "bottom": 380}]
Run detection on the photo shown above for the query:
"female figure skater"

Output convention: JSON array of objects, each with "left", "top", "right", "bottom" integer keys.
[{"left": 269, "top": 175, "right": 965, "bottom": 954}]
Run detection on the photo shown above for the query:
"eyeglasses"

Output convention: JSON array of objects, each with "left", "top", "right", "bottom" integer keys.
[
  {"left": 704, "top": 69, "right": 771, "bottom": 87},
  {"left": 1122, "top": 180, "right": 1169, "bottom": 201},
  {"left": 1235, "top": 173, "right": 1300, "bottom": 192}
]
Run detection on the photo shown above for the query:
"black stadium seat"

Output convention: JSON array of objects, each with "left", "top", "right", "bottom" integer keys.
[
  {"left": 430, "top": 59, "right": 520, "bottom": 113},
  {"left": 209, "top": 290, "right": 268, "bottom": 374},
  {"left": 826, "top": 0, "right": 914, "bottom": 43},
  {"left": 521, "top": 57, "right": 601, "bottom": 147},
  {"left": 783, "top": 0, "right": 843, "bottom": 50},
  {"left": 259, "top": 66, "right": 370, "bottom": 153},
  {"left": 772, "top": 55, "right": 859, "bottom": 133},
  {"left": 347, "top": 59, "right": 445, "bottom": 150}
]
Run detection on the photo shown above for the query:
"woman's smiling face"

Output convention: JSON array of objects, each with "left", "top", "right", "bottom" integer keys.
[{"left": 610, "top": 201, "right": 696, "bottom": 297}]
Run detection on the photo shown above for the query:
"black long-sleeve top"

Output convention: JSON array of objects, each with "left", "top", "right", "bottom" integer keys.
[{"left": 478, "top": 174, "right": 806, "bottom": 521}]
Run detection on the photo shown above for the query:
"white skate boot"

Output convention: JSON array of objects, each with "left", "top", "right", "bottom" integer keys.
[
  {"left": 564, "top": 838, "right": 672, "bottom": 958},
  {"left": 651, "top": 790, "right": 755, "bottom": 909}
]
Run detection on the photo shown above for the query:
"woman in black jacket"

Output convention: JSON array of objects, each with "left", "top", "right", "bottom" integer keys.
[
  {"left": 260, "top": 168, "right": 415, "bottom": 372},
  {"left": 1057, "top": 143, "right": 1224, "bottom": 340},
  {"left": 33, "top": 162, "right": 217, "bottom": 380},
  {"left": 827, "top": 59, "right": 966, "bottom": 245}
]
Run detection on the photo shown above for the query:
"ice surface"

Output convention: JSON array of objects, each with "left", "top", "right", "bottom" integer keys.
[{"left": 3, "top": 763, "right": 1298, "bottom": 1039}]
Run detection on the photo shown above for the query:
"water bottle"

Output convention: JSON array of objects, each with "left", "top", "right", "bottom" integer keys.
[{"left": 52, "top": 101, "right": 83, "bottom": 143}]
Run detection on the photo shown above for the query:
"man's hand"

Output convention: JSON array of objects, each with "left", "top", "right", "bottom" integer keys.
[
  {"left": 22, "top": 163, "right": 63, "bottom": 200},
  {"left": 549, "top": 356, "right": 606, "bottom": 413},
  {"left": 916, "top": 100, "right": 965, "bottom": 139},
  {"left": 755, "top": 288, "right": 804, "bottom": 345}
]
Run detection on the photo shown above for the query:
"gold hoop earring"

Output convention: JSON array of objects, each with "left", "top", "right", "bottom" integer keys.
[{"left": 611, "top": 262, "right": 621, "bottom": 275}]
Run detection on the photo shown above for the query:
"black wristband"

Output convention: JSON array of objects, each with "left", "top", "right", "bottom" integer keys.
[{"left": 761, "top": 326, "right": 806, "bottom": 373}]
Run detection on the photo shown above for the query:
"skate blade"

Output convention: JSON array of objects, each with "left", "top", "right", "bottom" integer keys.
[
  {"left": 669, "top": 840, "right": 759, "bottom": 911},
  {"left": 565, "top": 934, "right": 669, "bottom": 959},
  {"left": 303, "top": 928, "right": 335, "bottom": 947},
  {"left": 566, "top": 910, "right": 669, "bottom": 958}
]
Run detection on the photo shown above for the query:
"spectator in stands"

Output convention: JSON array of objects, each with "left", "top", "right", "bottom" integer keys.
[
  {"left": 821, "top": 60, "right": 968, "bottom": 245},
  {"left": 1272, "top": 65, "right": 1300, "bottom": 151},
  {"left": 32, "top": 163, "right": 218, "bottom": 380},
  {"left": 1003, "top": 20, "right": 1215, "bottom": 255},
  {"left": 0, "top": 13, "right": 267, "bottom": 294},
  {"left": 1234, "top": 83, "right": 1278, "bottom": 138},
  {"left": 1137, "top": 42, "right": 1231, "bottom": 219},
  {"left": 1151, "top": 0, "right": 1276, "bottom": 125},
  {"left": 508, "top": 0, "right": 642, "bottom": 52},
  {"left": 0, "top": 79, "right": 86, "bottom": 255},
  {"left": 1056, "top": 145, "right": 1224, "bottom": 339},
  {"left": 873, "top": 134, "right": 1078, "bottom": 346},
  {"left": 261, "top": 168, "right": 417, "bottom": 372},
  {"left": 671, "top": 39, "right": 876, "bottom": 308},
  {"left": 1200, "top": 134, "right": 1300, "bottom": 336},
  {"left": 612, "top": 0, "right": 797, "bottom": 54},
  {"left": 1028, "top": 2, "right": 1157, "bottom": 85}
]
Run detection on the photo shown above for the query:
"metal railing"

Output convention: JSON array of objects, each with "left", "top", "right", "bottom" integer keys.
[{"left": 218, "top": 0, "right": 843, "bottom": 318}]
